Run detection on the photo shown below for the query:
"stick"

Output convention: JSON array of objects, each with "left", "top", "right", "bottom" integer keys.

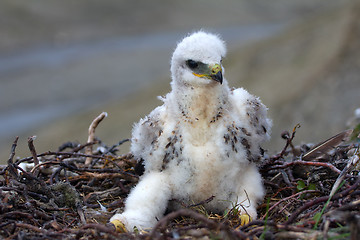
[
  {"left": 261, "top": 190, "right": 318, "bottom": 220},
  {"left": 77, "top": 204, "right": 87, "bottom": 225},
  {"left": 85, "top": 112, "right": 107, "bottom": 166},
  {"left": 4, "top": 136, "right": 20, "bottom": 177},
  {"left": 28, "top": 136, "right": 39, "bottom": 166},
  {"left": 286, "top": 177, "right": 360, "bottom": 224},
  {"left": 149, "top": 209, "right": 219, "bottom": 237},
  {"left": 80, "top": 223, "right": 119, "bottom": 237},
  {"left": 272, "top": 124, "right": 300, "bottom": 161},
  {"left": 148, "top": 209, "right": 247, "bottom": 239},
  {"left": 329, "top": 154, "right": 359, "bottom": 197},
  {"left": 8, "top": 136, "right": 19, "bottom": 165},
  {"left": 17, "top": 151, "right": 113, "bottom": 163},
  {"left": 267, "top": 160, "right": 343, "bottom": 175}
]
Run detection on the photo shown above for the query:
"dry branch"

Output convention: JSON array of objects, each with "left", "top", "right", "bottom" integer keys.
[
  {"left": 85, "top": 112, "right": 107, "bottom": 166},
  {"left": 1, "top": 126, "right": 359, "bottom": 239},
  {"left": 8, "top": 136, "right": 19, "bottom": 164},
  {"left": 286, "top": 177, "right": 360, "bottom": 224},
  {"left": 27, "top": 136, "right": 39, "bottom": 166}
]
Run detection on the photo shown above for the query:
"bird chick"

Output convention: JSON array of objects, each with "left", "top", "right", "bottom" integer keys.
[{"left": 110, "top": 31, "right": 272, "bottom": 232}]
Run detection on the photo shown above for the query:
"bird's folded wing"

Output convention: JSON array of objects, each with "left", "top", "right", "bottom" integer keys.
[
  {"left": 230, "top": 87, "right": 272, "bottom": 142},
  {"left": 131, "top": 105, "right": 166, "bottom": 165}
]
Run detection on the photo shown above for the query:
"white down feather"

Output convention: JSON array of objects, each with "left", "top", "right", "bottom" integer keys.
[{"left": 111, "top": 31, "right": 272, "bottom": 231}]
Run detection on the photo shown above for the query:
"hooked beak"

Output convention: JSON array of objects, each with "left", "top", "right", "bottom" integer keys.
[
  {"left": 192, "top": 63, "right": 223, "bottom": 84},
  {"left": 209, "top": 64, "right": 223, "bottom": 84}
]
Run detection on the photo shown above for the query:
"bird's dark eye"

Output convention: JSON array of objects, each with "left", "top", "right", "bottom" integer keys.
[{"left": 186, "top": 60, "right": 199, "bottom": 69}]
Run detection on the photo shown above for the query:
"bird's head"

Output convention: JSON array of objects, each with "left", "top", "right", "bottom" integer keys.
[{"left": 171, "top": 31, "right": 226, "bottom": 87}]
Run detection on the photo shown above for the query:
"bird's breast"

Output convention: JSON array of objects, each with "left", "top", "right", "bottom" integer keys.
[
  {"left": 182, "top": 120, "right": 216, "bottom": 146},
  {"left": 170, "top": 140, "right": 238, "bottom": 212}
]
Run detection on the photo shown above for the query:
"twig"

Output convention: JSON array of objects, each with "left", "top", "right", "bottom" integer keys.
[
  {"left": 266, "top": 160, "right": 343, "bottom": 175},
  {"left": 3, "top": 136, "right": 20, "bottom": 177},
  {"left": 106, "top": 138, "right": 130, "bottom": 154},
  {"left": 13, "top": 151, "right": 138, "bottom": 179},
  {"left": 239, "top": 219, "right": 277, "bottom": 231},
  {"left": 85, "top": 112, "right": 107, "bottom": 166},
  {"left": 27, "top": 136, "right": 39, "bottom": 167},
  {"left": 2, "top": 211, "right": 40, "bottom": 226},
  {"left": 271, "top": 124, "right": 300, "bottom": 161},
  {"left": 313, "top": 154, "right": 359, "bottom": 229},
  {"left": 329, "top": 153, "right": 359, "bottom": 197},
  {"left": 286, "top": 177, "right": 360, "bottom": 224},
  {"left": 148, "top": 209, "right": 239, "bottom": 239},
  {"left": 30, "top": 160, "right": 60, "bottom": 174},
  {"left": 187, "top": 195, "right": 215, "bottom": 208},
  {"left": 59, "top": 161, "right": 138, "bottom": 178},
  {"left": 280, "top": 170, "right": 292, "bottom": 187},
  {"left": 17, "top": 151, "right": 114, "bottom": 164},
  {"left": 13, "top": 164, "right": 47, "bottom": 188},
  {"left": 72, "top": 141, "right": 98, "bottom": 152},
  {"left": 8, "top": 136, "right": 19, "bottom": 165},
  {"left": 80, "top": 223, "right": 119, "bottom": 237},
  {"left": 77, "top": 204, "right": 87, "bottom": 225},
  {"left": 325, "top": 199, "right": 360, "bottom": 214},
  {"left": 15, "top": 222, "right": 44, "bottom": 233},
  {"left": 261, "top": 190, "right": 318, "bottom": 220}
]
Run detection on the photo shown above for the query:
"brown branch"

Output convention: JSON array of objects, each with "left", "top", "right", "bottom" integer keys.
[
  {"left": 85, "top": 112, "right": 107, "bottom": 166},
  {"left": 72, "top": 141, "right": 98, "bottom": 152},
  {"left": 14, "top": 151, "right": 138, "bottom": 179},
  {"left": 261, "top": 190, "right": 319, "bottom": 220},
  {"left": 17, "top": 151, "right": 113, "bottom": 164},
  {"left": 30, "top": 160, "right": 60, "bottom": 174},
  {"left": 329, "top": 154, "right": 359, "bottom": 197},
  {"left": 15, "top": 222, "right": 45, "bottom": 233},
  {"left": 271, "top": 124, "right": 300, "bottom": 161},
  {"left": 286, "top": 177, "right": 360, "bottom": 224},
  {"left": 325, "top": 199, "right": 360, "bottom": 214},
  {"left": 13, "top": 164, "right": 47, "bottom": 186},
  {"left": 8, "top": 136, "right": 19, "bottom": 165},
  {"left": 266, "top": 160, "right": 343, "bottom": 175},
  {"left": 27, "top": 136, "right": 39, "bottom": 166},
  {"left": 2, "top": 211, "right": 40, "bottom": 227},
  {"left": 77, "top": 204, "right": 87, "bottom": 225},
  {"left": 239, "top": 219, "right": 278, "bottom": 232},
  {"left": 59, "top": 161, "right": 137, "bottom": 178},
  {"left": 2, "top": 136, "right": 20, "bottom": 177},
  {"left": 149, "top": 209, "right": 219, "bottom": 238},
  {"left": 148, "top": 209, "right": 248, "bottom": 239},
  {"left": 187, "top": 195, "right": 215, "bottom": 208},
  {"left": 80, "top": 223, "right": 119, "bottom": 237}
]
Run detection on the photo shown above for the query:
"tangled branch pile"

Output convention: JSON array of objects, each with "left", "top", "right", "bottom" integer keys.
[{"left": 0, "top": 118, "right": 359, "bottom": 239}]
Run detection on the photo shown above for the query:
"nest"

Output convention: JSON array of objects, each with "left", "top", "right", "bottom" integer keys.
[{"left": 1, "top": 114, "right": 359, "bottom": 240}]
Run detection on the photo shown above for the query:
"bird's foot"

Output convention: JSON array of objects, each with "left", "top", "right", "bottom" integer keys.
[
  {"left": 239, "top": 214, "right": 252, "bottom": 226},
  {"left": 110, "top": 219, "right": 127, "bottom": 233}
]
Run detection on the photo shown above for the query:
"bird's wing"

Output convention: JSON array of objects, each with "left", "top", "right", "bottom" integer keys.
[
  {"left": 130, "top": 105, "right": 166, "bottom": 164},
  {"left": 230, "top": 87, "right": 272, "bottom": 142}
]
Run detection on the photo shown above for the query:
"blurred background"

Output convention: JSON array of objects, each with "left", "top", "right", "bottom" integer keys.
[{"left": 1, "top": 0, "right": 359, "bottom": 163}]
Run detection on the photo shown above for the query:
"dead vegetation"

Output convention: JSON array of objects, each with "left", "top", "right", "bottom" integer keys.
[{"left": 0, "top": 113, "right": 359, "bottom": 240}]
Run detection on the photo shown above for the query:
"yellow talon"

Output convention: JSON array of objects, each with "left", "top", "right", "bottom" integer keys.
[
  {"left": 239, "top": 214, "right": 252, "bottom": 226},
  {"left": 110, "top": 219, "right": 127, "bottom": 233}
]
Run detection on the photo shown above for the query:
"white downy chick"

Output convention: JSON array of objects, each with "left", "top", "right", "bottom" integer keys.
[{"left": 110, "top": 31, "right": 272, "bottom": 232}]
